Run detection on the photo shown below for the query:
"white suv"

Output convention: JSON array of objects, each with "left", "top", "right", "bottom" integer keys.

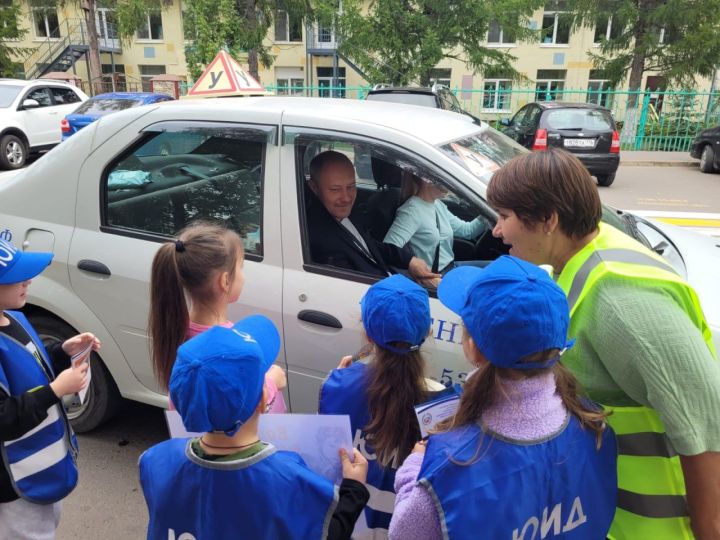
[
  {"left": 0, "top": 79, "right": 88, "bottom": 170},
  {"left": 0, "top": 97, "right": 717, "bottom": 432}
]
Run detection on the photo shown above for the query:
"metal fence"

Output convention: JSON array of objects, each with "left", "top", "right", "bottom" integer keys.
[{"left": 177, "top": 82, "right": 720, "bottom": 152}]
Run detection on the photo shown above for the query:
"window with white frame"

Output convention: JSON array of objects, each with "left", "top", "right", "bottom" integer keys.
[
  {"left": 32, "top": 7, "right": 60, "bottom": 39},
  {"left": 541, "top": 2, "right": 570, "bottom": 45},
  {"left": 482, "top": 79, "right": 512, "bottom": 111},
  {"left": 587, "top": 70, "right": 613, "bottom": 107},
  {"left": 274, "top": 10, "right": 302, "bottom": 42},
  {"left": 487, "top": 20, "right": 516, "bottom": 45},
  {"left": 594, "top": 14, "right": 623, "bottom": 43},
  {"left": 429, "top": 68, "right": 451, "bottom": 88},
  {"left": 316, "top": 67, "right": 345, "bottom": 98},
  {"left": 535, "top": 69, "right": 566, "bottom": 101},
  {"left": 276, "top": 67, "right": 304, "bottom": 95},
  {"left": 137, "top": 11, "right": 163, "bottom": 40},
  {"left": 139, "top": 64, "right": 166, "bottom": 91}
]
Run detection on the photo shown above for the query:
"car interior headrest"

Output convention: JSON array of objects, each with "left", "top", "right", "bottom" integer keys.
[{"left": 370, "top": 157, "right": 403, "bottom": 189}]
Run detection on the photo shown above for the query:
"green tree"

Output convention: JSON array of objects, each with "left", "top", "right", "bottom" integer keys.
[
  {"left": 331, "top": 0, "right": 544, "bottom": 86},
  {"left": 567, "top": 0, "right": 720, "bottom": 139},
  {"left": 183, "top": 0, "right": 315, "bottom": 81},
  {"left": 0, "top": 2, "right": 25, "bottom": 77}
]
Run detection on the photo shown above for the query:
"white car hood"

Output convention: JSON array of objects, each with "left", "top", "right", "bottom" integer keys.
[{"left": 648, "top": 218, "right": 720, "bottom": 350}]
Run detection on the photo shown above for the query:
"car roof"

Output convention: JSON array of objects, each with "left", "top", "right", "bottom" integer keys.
[
  {"left": 157, "top": 96, "right": 480, "bottom": 146},
  {"left": 367, "top": 87, "right": 436, "bottom": 95},
  {"left": 0, "top": 78, "right": 76, "bottom": 88},
  {"left": 533, "top": 101, "right": 610, "bottom": 111},
  {"left": 91, "top": 92, "right": 171, "bottom": 101}
]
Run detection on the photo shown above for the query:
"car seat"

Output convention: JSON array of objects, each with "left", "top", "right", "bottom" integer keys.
[{"left": 360, "top": 157, "right": 403, "bottom": 241}]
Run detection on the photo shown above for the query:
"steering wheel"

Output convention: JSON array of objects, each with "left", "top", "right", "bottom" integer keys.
[{"left": 473, "top": 228, "right": 508, "bottom": 260}]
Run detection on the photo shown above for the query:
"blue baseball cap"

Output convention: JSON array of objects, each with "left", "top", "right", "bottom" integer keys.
[
  {"left": 361, "top": 274, "right": 431, "bottom": 354},
  {"left": 0, "top": 238, "right": 53, "bottom": 285},
  {"left": 169, "top": 315, "right": 281, "bottom": 435},
  {"left": 438, "top": 256, "right": 573, "bottom": 369}
]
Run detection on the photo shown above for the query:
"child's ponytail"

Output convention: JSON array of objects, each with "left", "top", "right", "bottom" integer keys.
[{"left": 149, "top": 242, "right": 188, "bottom": 391}]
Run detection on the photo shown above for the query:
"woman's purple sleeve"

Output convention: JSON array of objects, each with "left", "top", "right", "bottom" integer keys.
[{"left": 388, "top": 452, "right": 443, "bottom": 540}]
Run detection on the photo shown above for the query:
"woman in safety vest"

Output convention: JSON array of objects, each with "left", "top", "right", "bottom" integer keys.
[
  {"left": 319, "top": 274, "right": 454, "bottom": 538},
  {"left": 487, "top": 148, "right": 720, "bottom": 539},
  {"left": 389, "top": 256, "right": 617, "bottom": 540}
]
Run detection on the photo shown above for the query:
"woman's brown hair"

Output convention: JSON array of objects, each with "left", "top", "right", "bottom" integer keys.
[
  {"left": 487, "top": 148, "right": 602, "bottom": 239},
  {"left": 440, "top": 345, "right": 608, "bottom": 449},
  {"left": 364, "top": 345, "right": 428, "bottom": 468},
  {"left": 148, "top": 221, "right": 244, "bottom": 390}
]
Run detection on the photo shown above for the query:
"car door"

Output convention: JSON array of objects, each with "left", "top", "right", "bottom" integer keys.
[
  {"left": 68, "top": 115, "right": 282, "bottom": 396},
  {"left": 279, "top": 126, "right": 473, "bottom": 414},
  {"left": 48, "top": 86, "right": 84, "bottom": 137},
  {"left": 20, "top": 87, "right": 56, "bottom": 146}
]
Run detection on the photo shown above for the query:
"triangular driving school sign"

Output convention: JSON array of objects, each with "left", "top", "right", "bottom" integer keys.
[{"left": 185, "top": 51, "right": 268, "bottom": 98}]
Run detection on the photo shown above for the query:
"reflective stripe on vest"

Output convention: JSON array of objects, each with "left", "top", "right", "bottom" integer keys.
[
  {"left": 9, "top": 436, "right": 71, "bottom": 482},
  {"left": 556, "top": 223, "right": 716, "bottom": 540}
]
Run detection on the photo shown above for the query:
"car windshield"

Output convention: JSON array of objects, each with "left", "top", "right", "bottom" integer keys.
[
  {"left": 72, "top": 98, "right": 145, "bottom": 116},
  {"left": 0, "top": 85, "right": 22, "bottom": 108},
  {"left": 438, "top": 126, "right": 527, "bottom": 182},
  {"left": 366, "top": 92, "right": 437, "bottom": 108},
  {"left": 545, "top": 109, "right": 614, "bottom": 131}
]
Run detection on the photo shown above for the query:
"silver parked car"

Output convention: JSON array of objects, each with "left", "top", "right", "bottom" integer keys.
[{"left": 0, "top": 97, "right": 717, "bottom": 431}]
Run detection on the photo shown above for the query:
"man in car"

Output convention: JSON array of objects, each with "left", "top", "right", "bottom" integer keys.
[{"left": 307, "top": 150, "right": 440, "bottom": 283}]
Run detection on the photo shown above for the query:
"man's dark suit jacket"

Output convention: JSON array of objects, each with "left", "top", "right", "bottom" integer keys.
[{"left": 306, "top": 194, "right": 413, "bottom": 277}]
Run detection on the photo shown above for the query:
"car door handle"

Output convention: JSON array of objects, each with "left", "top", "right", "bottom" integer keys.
[
  {"left": 78, "top": 259, "right": 111, "bottom": 276},
  {"left": 297, "top": 310, "right": 342, "bottom": 329}
]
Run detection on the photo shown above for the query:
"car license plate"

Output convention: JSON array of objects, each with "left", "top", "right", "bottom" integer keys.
[{"left": 564, "top": 138, "right": 596, "bottom": 148}]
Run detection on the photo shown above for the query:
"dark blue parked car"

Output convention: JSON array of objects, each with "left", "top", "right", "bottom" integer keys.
[{"left": 61, "top": 92, "right": 174, "bottom": 140}]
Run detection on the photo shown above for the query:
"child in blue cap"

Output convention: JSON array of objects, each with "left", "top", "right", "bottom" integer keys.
[
  {"left": 389, "top": 256, "right": 618, "bottom": 540},
  {"left": 0, "top": 239, "right": 100, "bottom": 539},
  {"left": 319, "top": 274, "right": 455, "bottom": 537},
  {"left": 139, "top": 314, "right": 370, "bottom": 540}
]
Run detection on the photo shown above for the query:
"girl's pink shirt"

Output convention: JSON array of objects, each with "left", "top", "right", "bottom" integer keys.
[{"left": 185, "top": 321, "right": 286, "bottom": 414}]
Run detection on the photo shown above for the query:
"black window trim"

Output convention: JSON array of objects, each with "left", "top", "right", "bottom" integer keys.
[
  {"left": 283, "top": 125, "right": 494, "bottom": 289},
  {"left": 99, "top": 120, "right": 276, "bottom": 263}
]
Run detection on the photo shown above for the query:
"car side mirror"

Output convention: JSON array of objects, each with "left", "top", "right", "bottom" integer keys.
[
  {"left": 499, "top": 118, "right": 511, "bottom": 127},
  {"left": 22, "top": 99, "right": 40, "bottom": 109}
]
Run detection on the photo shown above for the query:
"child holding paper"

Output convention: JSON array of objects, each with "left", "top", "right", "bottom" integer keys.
[
  {"left": 149, "top": 221, "right": 286, "bottom": 412},
  {"left": 139, "top": 315, "right": 370, "bottom": 540},
  {"left": 319, "top": 274, "right": 454, "bottom": 537},
  {"left": 389, "top": 256, "right": 617, "bottom": 540},
  {"left": 0, "top": 238, "right": 99, "bottom": 539}
]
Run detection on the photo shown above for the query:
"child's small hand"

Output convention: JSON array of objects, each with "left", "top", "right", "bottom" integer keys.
[
  {"left": 337, "top": 356, "right": 353, "bottom": 369},
  {"left": 340, "top": 448, "right": 368, "bottom": 484},
  {"left": 62, "top": 332, "right": 101, "bottom": 356},
  {"left": 267, "top": 365, "right": 287, "bottom": 390},
  {"left": 50, "top": 365, "right": 89, "bottom": 398},
  {"left": 411, "top": 440, "right": 427, "bottom": 455}
]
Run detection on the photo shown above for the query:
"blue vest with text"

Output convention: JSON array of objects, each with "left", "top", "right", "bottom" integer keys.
[
  {"left": 419, "top": 416, "right": 617, "bottom": 540},
  {"left": 0, "top": 311, "right": 78, "bottom": 504},
  {"left": 139, "top": 439, "right": 337, "bottom": 540},
  {"left": 319, "top": 361, "right": 461, "bottom": 534}
]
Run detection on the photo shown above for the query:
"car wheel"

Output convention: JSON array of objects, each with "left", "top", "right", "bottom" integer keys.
[
  {"left": 30, "top": 314, "right": 121, "bottom": 433},
  {"left": 0, "top": 134, "right": 27, "bottom": 170},
  {"left": 699, "top": 145, "right": 716, "bottom": 173},
  {"left": 596, "top": 173, "right": 616, "bottom": 187}
]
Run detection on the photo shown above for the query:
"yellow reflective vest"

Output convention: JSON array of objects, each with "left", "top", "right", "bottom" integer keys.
[{"left": 556, "top": 222, "right": 716, "bottom": 540}]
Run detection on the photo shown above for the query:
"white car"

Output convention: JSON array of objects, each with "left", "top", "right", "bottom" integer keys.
[
  {"left": 0, "top": 79, "right": 88, "bottom": 170},
  {"left": 0, "top": 97, "right": 717, "bottom": 431}
]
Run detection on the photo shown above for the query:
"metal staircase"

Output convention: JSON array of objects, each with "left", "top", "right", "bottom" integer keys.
[{"left": 23, "top": 18, "right": 121, "bottom": 80}]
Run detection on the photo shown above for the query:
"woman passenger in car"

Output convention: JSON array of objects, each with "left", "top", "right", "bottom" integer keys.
[{"left": 383, "top": 171, "right": 488, "bottom": 284}]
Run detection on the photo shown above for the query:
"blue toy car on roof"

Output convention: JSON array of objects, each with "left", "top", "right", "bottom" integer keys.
[{"left": 61, "top": 92, "right": 174, "bottom": 140}]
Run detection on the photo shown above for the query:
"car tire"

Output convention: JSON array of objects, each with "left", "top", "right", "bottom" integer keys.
[
  {"left": 29, "top": 314, "right": 121, "bottom": 433},
  {"left": 699, "top": 145, "right": 716, "bottom": 173},
  {"left": 596, "top": 173, "right": 616, "bottom": 187},
  {"left": 0, "top": 134, "right": 27, "bottom": 170}
]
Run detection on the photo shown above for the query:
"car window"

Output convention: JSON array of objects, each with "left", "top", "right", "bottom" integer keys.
[
  {"left": 0, "top": 85, "right": 22, "bottom": 108},
  {"left": 524, "top": 106, "right": 542, "bottom": 128},
  {"left": 104, "top": 124, "right": 269, "bottom": 256},
  {"left": 439, "top": 126, "right": 527, "bottom": 182},
  {"left": 74, "top": 98, "right": 144, "bottom": 115},
  {"left": 544, "top": 109, "right": 614, "bottom": 131},
  {"left": 50, "top": 87, "right": 82, "bottom": 105},
  {"left": 25, "top": 88, "right": 52, "bottom": 107},
  {"left": 510, "top": 106, "right": 528, "bottom": 126},
  {"left": 366, "top": 92, "right": 438, "bottom": 108},
  {"left": 441, "top": 90, "right": 462, "bottom": 113}
]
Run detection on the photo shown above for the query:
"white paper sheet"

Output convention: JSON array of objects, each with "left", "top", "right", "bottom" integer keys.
[
  {"left": 70, "top": 344, "right": 92, "bottom": 404},
  {"left": 164, "top": 411, "right": 353, "bottom": 484}
]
